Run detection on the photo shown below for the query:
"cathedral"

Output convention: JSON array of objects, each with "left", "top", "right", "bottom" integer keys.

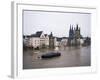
[{"left": 67, "top": 24, "right": 81, "bottom": 46}]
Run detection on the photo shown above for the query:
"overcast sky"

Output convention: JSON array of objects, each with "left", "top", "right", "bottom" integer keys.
[{"left": 23, "top": 10, "right": 91, "bottom": 37}]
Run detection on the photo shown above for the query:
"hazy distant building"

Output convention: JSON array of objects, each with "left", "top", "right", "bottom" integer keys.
[
  {"left": 23, "top": 35, "right": 32, "bottom": 47},
  {"left": 61, "top": 37, "right": 68, "bottom": 47},
  {"left": 54, "top": 37, "right": 68, "bottom": 47},
  {"left": 82, "top": 37, "right": 91, "bottom": 46}
]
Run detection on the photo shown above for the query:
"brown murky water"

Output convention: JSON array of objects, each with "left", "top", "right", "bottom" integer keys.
[{"left": 23, "top": 46, "right": 91, "bottom": 69}]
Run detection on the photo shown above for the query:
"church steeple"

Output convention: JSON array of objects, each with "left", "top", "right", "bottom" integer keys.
[
  {"left": 72, "top": 25, "right": 74, "bottom": 32},
  {"left": 70, "top": 24, "right": 72, "bottom": 31},
  {"left": 69, "top": 24, "right": 74, "bottom": 40},
  {"left": 76, "top": 24, "right": 79, "bottom": 30},
  {"left": 79, "top": 27, "right": 80, "bottom": 32},
  {"left": 50, "top": 32, "right": 53, "bottom": 37}
]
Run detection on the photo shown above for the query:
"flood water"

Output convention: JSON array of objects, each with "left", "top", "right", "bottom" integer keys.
[{"left": 23, "top": 46, "right": 91, "bottom": 69}]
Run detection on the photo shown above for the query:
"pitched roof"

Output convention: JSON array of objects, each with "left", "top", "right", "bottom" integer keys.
[
  {"left": 23, "top": 35, "right": 32, "bottom": 38},
  {"left": 57, "top": 37, "right": 62, "bottom": 41},
  {"left": 62, "top": 37, "right": 68, "bottom": 39},
  {"left": 35, "top": 31, "right": 43, "bottom": 37},
  {"left": 44, "top": 34, "right": 47, "bottom": 36},
  {"left": 30, "top": 34, "right": 39, "bottom": 37},
  {"left": 45, "top": 34, "right": 50, "bottom": 37},
  {"left": 28, "top": 31, "right": 43, "bottom": 37}
]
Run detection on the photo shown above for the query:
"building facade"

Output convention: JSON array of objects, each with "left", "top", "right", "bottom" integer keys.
[
  {"left": 30, "top": 37, "right": 40, "bottom": 48},
  {"left": 44, "top": 34, "right": 49, "bottom": 47},
  {"left": 61, "top": 37, "right": 68, "bottom": 47},
  {"left": 23, "top": 31, "right": 50, "bottom": 49}
]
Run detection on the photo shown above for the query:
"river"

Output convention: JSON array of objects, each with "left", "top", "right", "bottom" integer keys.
[{"left": 23, "top": 46, "right": 91, "bottom": 69}]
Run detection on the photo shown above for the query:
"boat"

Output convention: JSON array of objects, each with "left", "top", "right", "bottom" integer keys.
[{"left": 41, "top": 52, "right": 61, "bottom": 59}]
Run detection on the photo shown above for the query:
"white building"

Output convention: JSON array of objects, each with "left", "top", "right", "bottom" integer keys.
[
  {"left": 24, "top": 31, "right": 49, "bottom": 49},
  {"left": 54, "top": 37, "right": 62, "bottom": 47},
  {"left": 80, "top": 38, "right": 85, "bottom": 45},
  {"left": 61, "top": 37, "right": 68, "bottom": 47},
  {"left": 38, "top": 31, "right": 46, "bottom": 47},
  {"left": 44, "top": 34, "right": 49, "bottom": 47},
  {"left": 30, "top": 37, "right": 40, "bottom": 48},
  {"left": 23, "top": 33, "right": 69, "bottom": 49}
]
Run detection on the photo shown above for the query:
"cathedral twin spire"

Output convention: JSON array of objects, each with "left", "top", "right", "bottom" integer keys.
[
  {"left": 69, "top": 24, "right": 80, "bottom": 39},
  {"left": 70, "top": 24, "right": 80, "bottom": 31}
]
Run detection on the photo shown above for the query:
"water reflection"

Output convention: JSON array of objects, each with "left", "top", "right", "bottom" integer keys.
[{"left": 23, "top": 46, "right": 91, "bottom": 69}]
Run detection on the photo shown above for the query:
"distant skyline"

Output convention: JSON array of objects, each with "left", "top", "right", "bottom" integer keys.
[{"left": 23, "top": 10, "right": 91, "bottom": 37}]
